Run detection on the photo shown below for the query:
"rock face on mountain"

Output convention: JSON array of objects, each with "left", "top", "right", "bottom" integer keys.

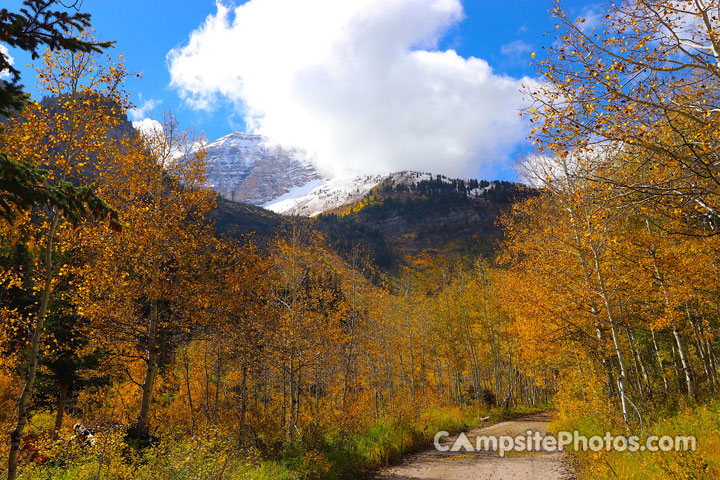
[{"left": 204, "top": 133, "right": 322, "bottom": 205}]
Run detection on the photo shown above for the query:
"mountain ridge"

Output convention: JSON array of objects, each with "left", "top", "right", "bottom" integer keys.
[{"left": 203, "top": 131, "right": 517, "bottom": 218}]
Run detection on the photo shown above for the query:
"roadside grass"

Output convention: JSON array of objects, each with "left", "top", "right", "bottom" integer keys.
[
  {"left": 301, "top": 403, "right": 548, "bottom": 479},
  {"left": 8, "top": 404, "right": 545, "bottom": 480},
  {"left": 550, "top": 399, "right": 720, "bottom": 479}
]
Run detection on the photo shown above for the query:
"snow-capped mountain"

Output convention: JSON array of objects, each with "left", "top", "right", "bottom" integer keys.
[
  {"left": 204, "top": 133, "right": 323, "bottom": 205},
  {"left": 264, "top": 171, "right": 482, "bottom": 216},
  {"left": 203, "top": 132, "right": 501, "bottom": 217}
]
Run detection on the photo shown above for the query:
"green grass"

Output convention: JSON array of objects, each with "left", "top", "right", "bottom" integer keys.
[
  {"left": 265, "top": 407, "right": 478, "bottom": 479},
  {"left": 552, "top": 400, "right": 720, "bottom": 479},
  {"left": 11, "top": 405, "right": 545, "bottom": 480},
  {"left": 283, "top": 404, "right": 548, "bottom": 479}
]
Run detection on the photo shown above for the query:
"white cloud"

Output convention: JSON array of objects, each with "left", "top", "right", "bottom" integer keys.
[
  {"left": 500, "top": 40, "right": 532, "bottom": 57},
  {"left": 167, "top": 0, "right": 531, "bottom": 179},
  {"left": 575, "top": 4, "right": 605, "bottom": 32},
  {"left": 517, "top": 153, "right": 572, "bottom": 188},
  {"left": 0, "top": 45, "right": 14, "bottom": 80},
  {"left": 518, "top": 142, "right": 624, "bottom": 189},
  {"left": 128, "top": 95, "right": 161, "bottom": 122},
  {"left": 132, "top": 118, "right": 163, "bottom": 139}
]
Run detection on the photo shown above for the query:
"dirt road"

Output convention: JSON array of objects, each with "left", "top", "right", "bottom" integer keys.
[{"left": 375, "top": 413, "right": 574, "bottom": 480}]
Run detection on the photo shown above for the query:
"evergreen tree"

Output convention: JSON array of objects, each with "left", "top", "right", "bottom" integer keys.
[{"left": 0, "top": 0, "right": 118, "bottom": 227}]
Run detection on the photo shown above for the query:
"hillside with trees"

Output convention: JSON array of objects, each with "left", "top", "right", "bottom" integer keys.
[{"left": 317, "top": 177, "right": 529, "bottom": 268}]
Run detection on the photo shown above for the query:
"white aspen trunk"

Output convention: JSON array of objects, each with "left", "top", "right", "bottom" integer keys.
[
  {"left": 687, "top": 307, "right": 715, "bottom": 390},
  {"left": 672, "top": 328, "right": 695, "bottom": 400},
  {"left": 591, "top": 247, "right": 631, "bottom": 424},
  {"left": 651, "top": 329, "right": 669, "bottom": 394},
  {"left": 627, "top": 324, "right": 651, "bottom": 395},
  {"left": 644, "top": 216, "right": 695, "bottom": 399}
]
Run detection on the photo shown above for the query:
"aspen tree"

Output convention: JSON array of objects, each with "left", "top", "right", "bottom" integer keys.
[
  {"left": 79, "top": 113, "right": 215, "bottom": 438},
  {"left": 2, "top": 36, "right": 126, "bottom": 478}
]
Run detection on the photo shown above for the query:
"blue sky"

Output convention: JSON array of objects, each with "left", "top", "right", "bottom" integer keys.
[{"left": 4, "top": 0, "right": 597, "bottom": 180}]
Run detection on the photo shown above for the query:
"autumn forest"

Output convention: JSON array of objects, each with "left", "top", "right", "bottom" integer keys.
[{"left": 3, "top": 1, "right": 720, "bottom": 479}]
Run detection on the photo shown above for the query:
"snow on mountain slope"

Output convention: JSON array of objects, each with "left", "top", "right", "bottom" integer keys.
[
  {"left": 264, "top": 171, "right": 454, "bottom": 217},
  {"left": 261, "top": 179, "right": 327, "bottom": 208},
  {"left": 264, "top": 174, "right": 386, "bottom": 216},
  {"left": 204, "top": 132, "right": 323, "bottom": 205}
]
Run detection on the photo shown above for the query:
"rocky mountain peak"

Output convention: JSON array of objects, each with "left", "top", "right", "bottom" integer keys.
[{"left": 203, "top": 132, "right": 323, "bottom": 205}]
